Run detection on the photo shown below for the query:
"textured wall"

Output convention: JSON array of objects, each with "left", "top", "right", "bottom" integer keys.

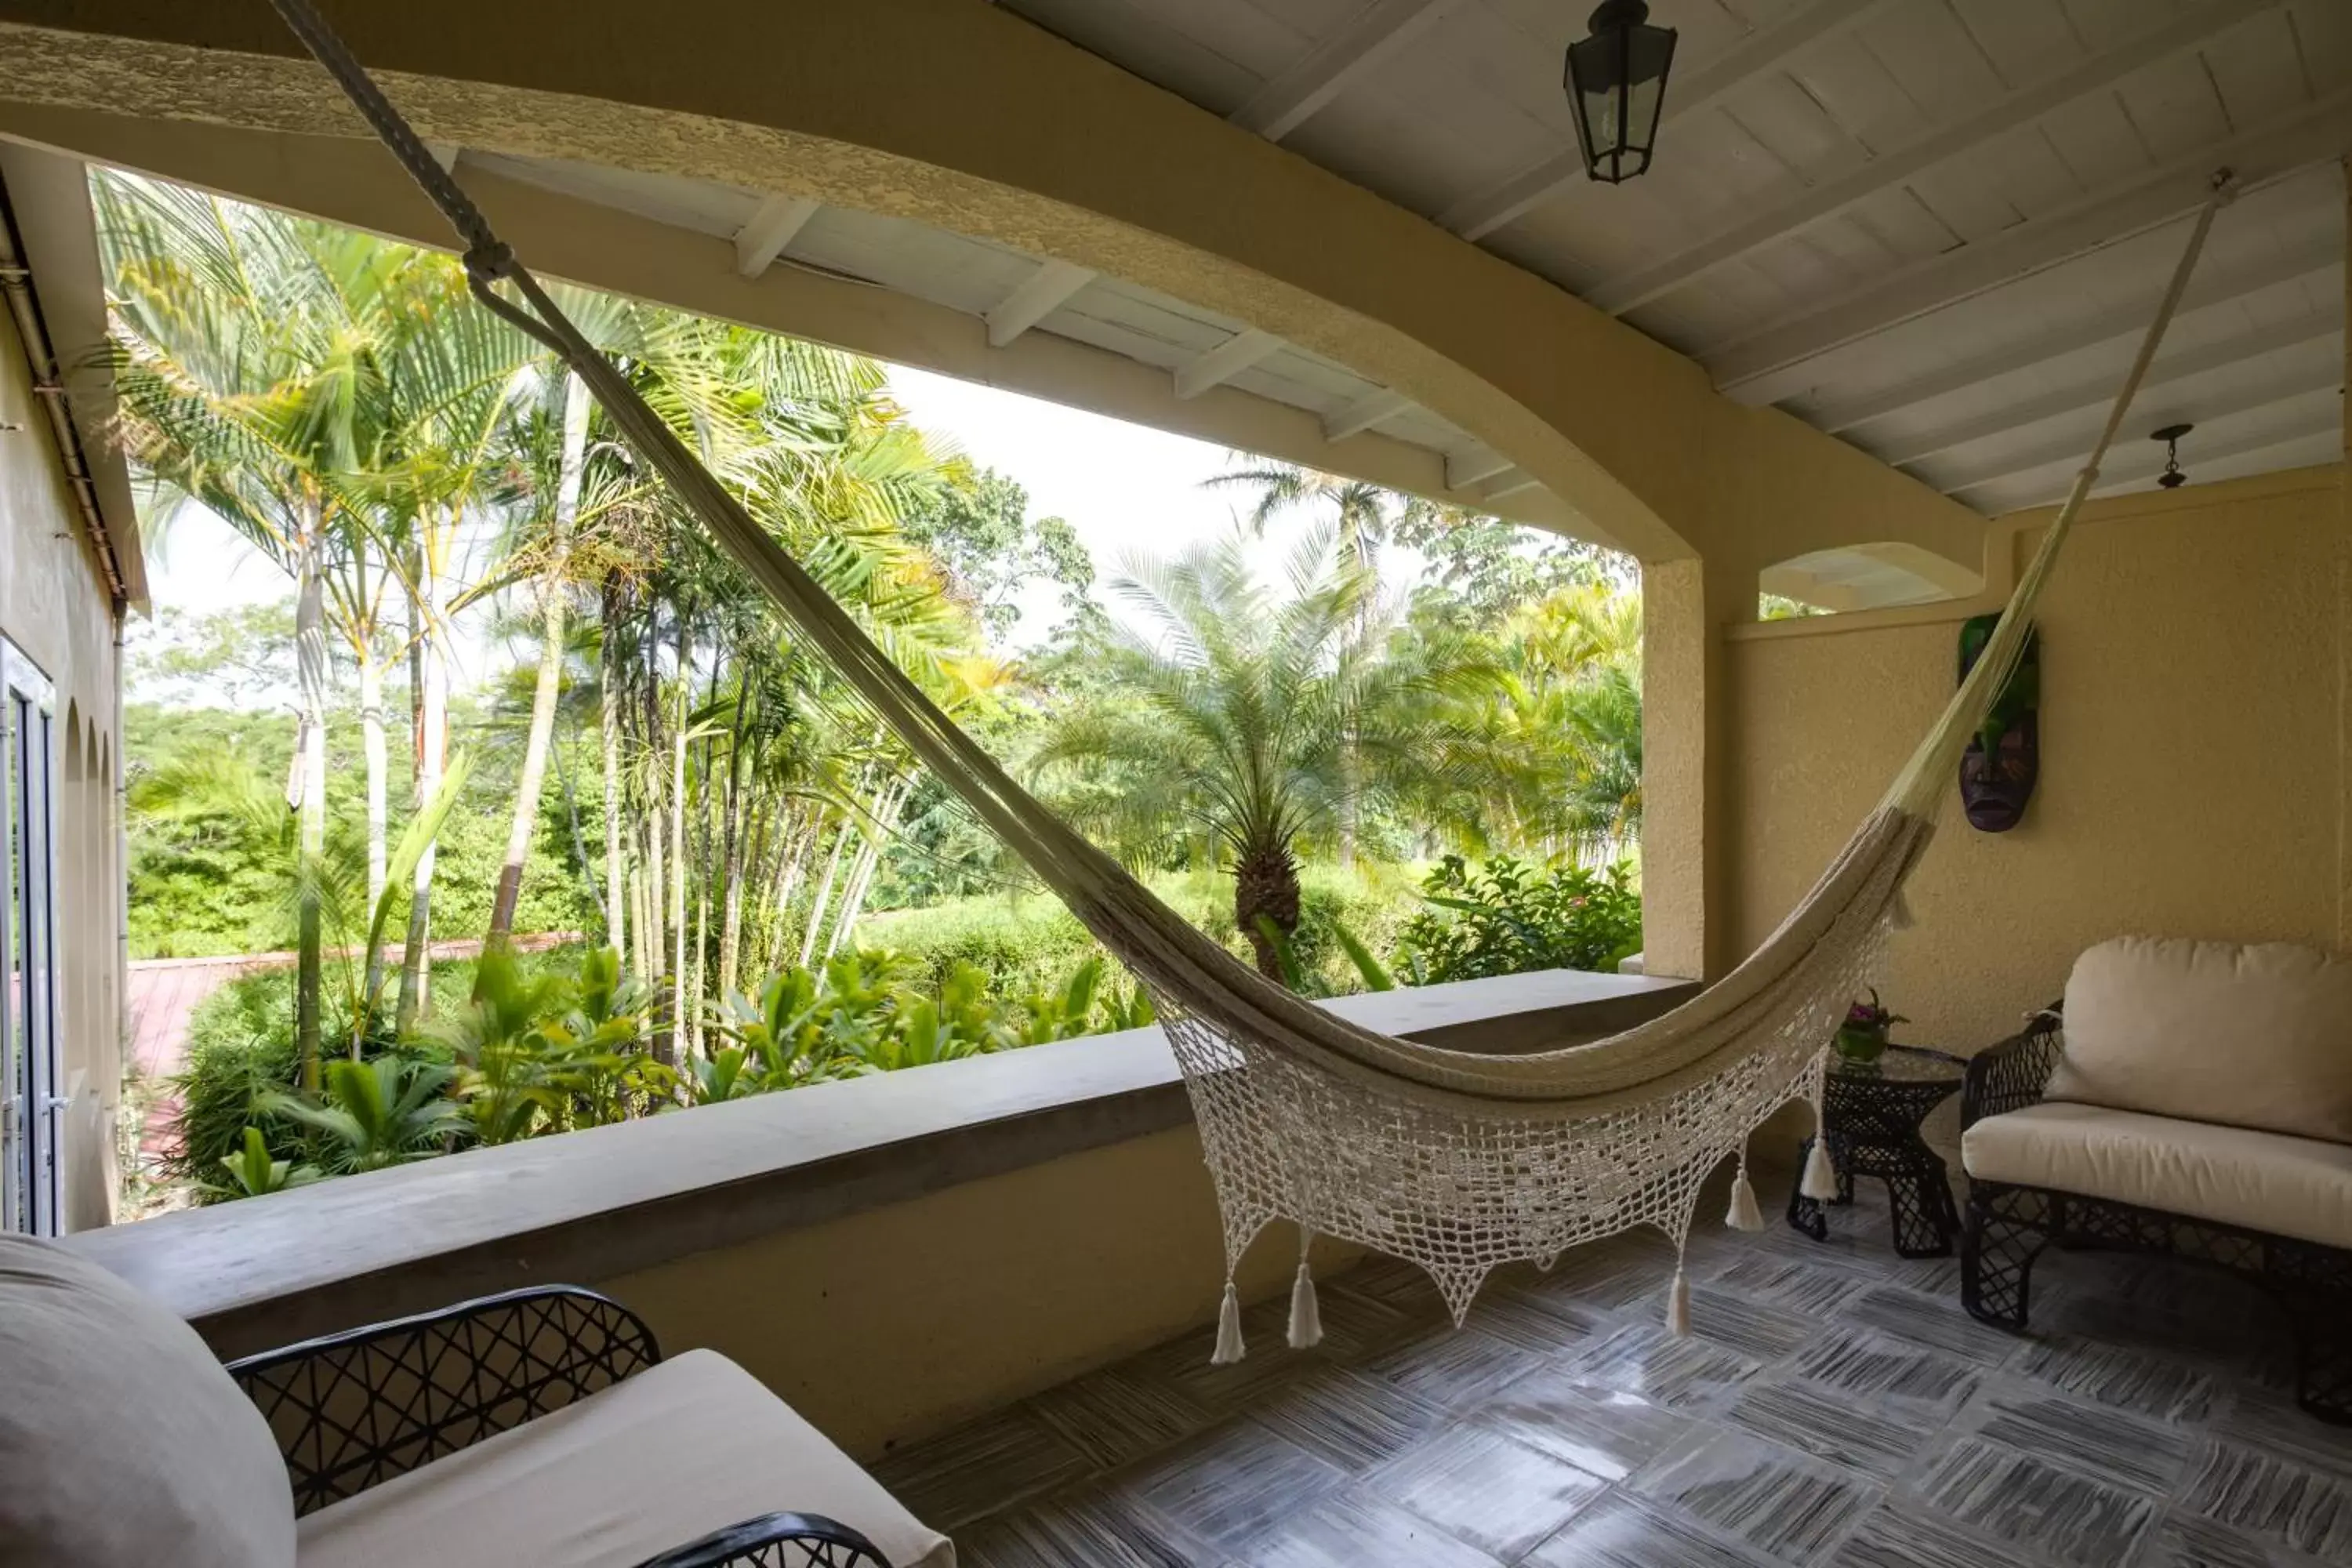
[
  {"left": 1728, "top": 466, "right": 2347, "bottom": 1061},
  {"left": 0, "top": 298, "right": 124, "bottom": 1231}
]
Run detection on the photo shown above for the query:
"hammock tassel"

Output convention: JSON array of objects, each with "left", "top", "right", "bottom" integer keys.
[
  {"left": 1212, "top": 1281, "right": 1246, "bottom": 1365},
  {"left": 1664, "top": 1261, "right": 1690, "bottom": 1337},
  {"left": 1287, "top": 1262, "right": 1323, "bottom": 1350},
  {"left": 1801, "top": 1137, "right": 1841, "bottom": 1203},
  {"left": 1727, "top": 1153, "right": 1765, "bottom": 1232}
]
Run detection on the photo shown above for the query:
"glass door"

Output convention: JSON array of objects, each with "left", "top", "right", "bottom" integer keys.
[{"left": 1, "top": 638, "right": 59, "bottom": 1236}]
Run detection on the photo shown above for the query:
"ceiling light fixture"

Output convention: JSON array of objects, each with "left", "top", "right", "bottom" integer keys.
[
  {"left": 2151, "top": 423, "right": 2194, "bottom": 490},
  {"left": 1566, "top": 0, "right": 1678, "bottom": 185}
]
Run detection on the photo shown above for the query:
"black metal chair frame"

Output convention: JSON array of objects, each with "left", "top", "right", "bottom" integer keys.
[
  {"left": 1959, "top": 1007, "right": 2352, "bottom": 1425},
  {"left": 1788, "top": 1043, "right": 1966, "bottom": 1258},
  {"left": 225, "top": 1285, "right": 894, "bottom": 1565}
]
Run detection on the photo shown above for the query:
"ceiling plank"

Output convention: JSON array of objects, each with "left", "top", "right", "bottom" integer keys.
[
  {"left": 1231, "top": 0, "right": 1469, "bottom": 142},
  {"left": 1323, "top": 387, "right": 1414, "bottom": 441},
  {"left": 1705, "top": 89, "right": 2352, "bottom": 394},
  {"left": 1872, "top": 310, "right": 2342, "bottom": 467},
  {"left": 1588, "top": 0, "right": 2279, "bottom": 316},
  {"left": 1800, "top": 239, "right": 2343, "bottom": 427},
  {"left": 1446, "top": 448, "right": 1514, "bottom": 488},
  {"left": 985, "top": 259, "right": 1098, "bottom": 347},
  {"left": 1483, "top": 470, "right": 1544, "bottom": 500},
  {"left": 1174, "top": 328, "right": 1285, "bottom": 398},
  {"left": 1438, "top": 0, "right": 1900, "bottom": 241},
  {"left": 1936, "top": 367, "right": 2345, "bottom": 493},
  {"left": 733, "top": 193, "right": 821, "bottom": 278}
]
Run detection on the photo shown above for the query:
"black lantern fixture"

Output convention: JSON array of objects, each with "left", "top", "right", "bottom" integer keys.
[
  {"left": 2152, "top": 423, "right": 2194, "bottom": 489},
  {"left": 1566, "top": 0, "right": 1679, "bottom": 184}
]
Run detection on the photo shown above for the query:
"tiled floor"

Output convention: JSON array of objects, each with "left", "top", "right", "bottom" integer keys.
[{"left": 874, "top": 1178, "right": 2352, "bottom": 1566}]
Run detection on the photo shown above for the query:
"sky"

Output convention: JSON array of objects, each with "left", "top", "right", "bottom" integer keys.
[{"left": 134, "top": 361, "right": 1433, "bottom": 695}]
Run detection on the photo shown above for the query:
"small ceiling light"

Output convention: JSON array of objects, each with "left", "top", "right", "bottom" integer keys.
[
  {"left": 2151, "top": 423, "right": 2194, "bottom": 490},
  {"left": 1566, "top": 0, "right": 1679, "bottom": 185}
]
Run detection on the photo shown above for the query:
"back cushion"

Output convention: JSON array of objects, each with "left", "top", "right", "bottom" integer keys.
[
  {"left": 2049, "top": 936, "right": 2352, "bottom": 1144},
  {"left": 0, "top": 1236, "right": 295, "bottom": 1568}
]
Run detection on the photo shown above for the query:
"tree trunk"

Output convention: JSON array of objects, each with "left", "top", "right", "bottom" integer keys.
[
  {"left": 488, "top": 372, "right": 587, "bottom": 946},
  {"left": 668, "top": 626, "right": 689, "bottom": 1047},
  {"left": 600, "top": 572, "right": 627, "bottom": 959},
  {"left": 1233, "top": 837, "right": 1302, "bottom": 983},
  {"left": 397, "top": 532, "right": 449, "bottom": 1033},
  {"left": 798, "top": 813, "right": 850, "bottom": 970},
  {"left": 355, "top": 633, "right": 387, "bottom": 1053},
  {"left": 292, "top": 507, "right": 328, "bottom": 1089},
  {"left": 827, "top": 779, "right": 906, "bottom": 959}
]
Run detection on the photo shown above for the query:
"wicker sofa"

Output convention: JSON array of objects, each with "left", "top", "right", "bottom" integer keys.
[
  {"left": 1958, "top": 935, "right": 2352, "bottom": 1424},
  {"left": 0, "top": 1239, "right": 953, "bottom": 1566}
]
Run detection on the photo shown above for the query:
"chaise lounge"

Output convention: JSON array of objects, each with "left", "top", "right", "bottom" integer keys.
[{"left": 1958, "top": 935, "right": 2352, "bottom": 1423}]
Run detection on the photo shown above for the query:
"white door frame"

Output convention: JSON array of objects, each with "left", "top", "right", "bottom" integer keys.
[{"left": 1, "top": 636, "right": 61, "bottom": 1236}]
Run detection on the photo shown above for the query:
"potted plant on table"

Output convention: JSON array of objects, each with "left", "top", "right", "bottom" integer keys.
[{"left": 1835, "top": 990, "right": 1907, "bottom": 1068}]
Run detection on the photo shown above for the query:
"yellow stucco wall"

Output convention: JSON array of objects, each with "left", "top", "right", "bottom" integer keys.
[
  {"left": 600, "top": 1126, "right": 1340, "bottom": 1461},
  {"left": 0, "top": 296, "right": 123, "bottom": 1232},
  {"left": 1728, "top": 465, "right": 2347, "bottom": 1057}
]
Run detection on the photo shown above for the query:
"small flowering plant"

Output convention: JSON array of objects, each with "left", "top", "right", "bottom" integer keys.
[{"left": 1835, "top": 989, "right": 1907, "bottom": 1065}]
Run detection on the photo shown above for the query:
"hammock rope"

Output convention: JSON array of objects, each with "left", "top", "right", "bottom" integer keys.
[{"left": 265, "top": 0, "right": 2232, "bottom": 1344}]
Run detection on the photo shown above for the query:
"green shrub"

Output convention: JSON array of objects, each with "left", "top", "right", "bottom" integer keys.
[
  {"left": 1396, "top": 856, "right": 1642, "bottom": 983},
  {"left": 165, "top": 977, "right": 307, "bottom": 1200}
]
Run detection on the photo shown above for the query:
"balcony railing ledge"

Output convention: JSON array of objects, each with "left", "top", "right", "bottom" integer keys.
[{"left": 65, "top": 967, "right": 1694, "bottom": 1358}]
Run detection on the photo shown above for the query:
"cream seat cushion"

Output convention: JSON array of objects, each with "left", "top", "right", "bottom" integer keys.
[
  {"left": 1962, "top": 1102, "right": 2352, "bottom": 1250},
  {"left": 296, "top": 1348, "right": 953, "bottom": 1568},
  {"left": 0, "top": 1235, "right": 296, "bottom": 1568},
  {"left": 2049, "top": 935, "right": 2352, "bottom": 1144}
]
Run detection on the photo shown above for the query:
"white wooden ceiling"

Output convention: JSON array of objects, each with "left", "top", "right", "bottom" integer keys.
[{"left": 998, "top": 0, "right": 2349, "bottom": 516}]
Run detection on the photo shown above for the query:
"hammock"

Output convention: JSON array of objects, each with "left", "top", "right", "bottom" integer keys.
[{"left": 267, "top": 0, "right": 2232, "bottom": 1352}]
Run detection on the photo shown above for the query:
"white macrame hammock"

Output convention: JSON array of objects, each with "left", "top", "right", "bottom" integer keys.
[{"left": 270, "top": 0, "right": 2232, "bottom": 1356}]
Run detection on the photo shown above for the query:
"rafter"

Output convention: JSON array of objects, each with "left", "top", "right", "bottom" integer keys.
[
  {"left": 1323, "top": 387, "right": 1413, "bottom": 442},
  {"left": 1446, "top": 448, "right": 1513, "bottom": 489},
  {"left": 1232, "top": 0, "right": 1467, "bottom": 142},
  {"left": 1799, "top": 241, "right": 2342, "bottom": 428},
  {"left": 1439, "top": 0, "right": 1897, "bottom": 241},
  {"left": 1706, "top": 90, "right": 2352, "bottom": 395},
  {"left": 733, "top": 193, "right": 821, "bottom": 278},
  {"left": 423, "top": 141, "right": 461, "bottom": 173},
  {"left": 1872, "top": 311, "right": 2341, "bottom": 468},
  {"left": 1588, "top": 0, "right": 2277, "bottom": 316},
  {"left": 1483, "top": 470, "right": 1543, "bottom": 501},
  {"left": 1943, "top": 375, "right": 2344, "bottom": 497},
  {"left": 985, "top": 259, "right": 1097, "bottom": 347},
  {"left": 1174, "top": 328, "right": 1285, "bottom": 399}
]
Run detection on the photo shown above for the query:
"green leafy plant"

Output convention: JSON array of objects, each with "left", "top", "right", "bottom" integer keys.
[
  {"left": 1396, "top": 855, "right": 1642, "bottom": 984},
  {"left": 216, "top": 1126, "right": 321, "bottom": 1197},
  {"left": 259, "top": 1056, "right": 469, "bottom": 1174}
]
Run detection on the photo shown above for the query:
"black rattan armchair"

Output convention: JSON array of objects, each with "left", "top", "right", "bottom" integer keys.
[
  {"left": 225, "top": 1286, "right": 894, "bottom": 1566},
  {"left": 1959, "top": 1006, "right": 2352, "bottom": 1425}
]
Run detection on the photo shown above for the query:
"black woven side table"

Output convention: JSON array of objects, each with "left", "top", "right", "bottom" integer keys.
[{"left": 1789, "top": 1043, "right": 1966, "bottom": 1258}]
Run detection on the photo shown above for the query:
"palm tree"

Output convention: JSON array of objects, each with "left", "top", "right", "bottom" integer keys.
[{"left": 1036, "top": 527, "right": 1494, "bottom": 979}]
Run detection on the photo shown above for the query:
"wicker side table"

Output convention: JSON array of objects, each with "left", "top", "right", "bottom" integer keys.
[{"left": 1789, "top": 1043, "right": 1966, "bottom": 1258}]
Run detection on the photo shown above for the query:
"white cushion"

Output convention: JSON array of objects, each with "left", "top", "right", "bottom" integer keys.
[
  {"left": 2048, "top": 935, "right": 2352, "bottom": 1144},
  {"left": 0, "top": 1236, "right": 296, "bottom": 1568},
  {"left": 1962, "top": 1102, "right": 2352, "bottom": 1250},
  {"left": 296, "top": 1348, "right": 953, "bottom": 1568}
]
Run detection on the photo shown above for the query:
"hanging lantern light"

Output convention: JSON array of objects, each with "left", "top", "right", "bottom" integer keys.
[
  {"left": 2152, "top": 423, "right": 2194, "bottom": 489},
  {"left": 1566, "top": 0, "right": 1679, "bottom": 184}
]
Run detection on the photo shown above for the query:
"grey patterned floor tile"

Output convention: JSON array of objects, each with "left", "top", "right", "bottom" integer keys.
[
  {"left": 1473, "top": 1367, "right": 1697, "bottom": 1479},
  {"left": 1028, "top": 1368, "right": 1215, "bottom": 1470},
  {"left": 1125, "top": 1323, "right": 1319, "bottom": 1418},
  {"left": 2209, "top": 1386, "right": 2352, "bottom": 1475},
  {"left": 1828, "top": 1501, "right": 2030, "bottom": 1568},
  {"left": 1523, "top": 1492, "right": 1778, "bottom": 1568},
  {"left": 1372, "top": 1424, "right": 1610, "bottom": 1561},
  {"left": 2177, "top": 1438, "right": 2352, "bottom": 1562},
  {"left": 1363, "top": 1324, "right": 1549, "bottom": 1411},
  {"left": 1632, "top": 1427, "right": 1881, "bottom": 1563},
  {"left": 956, "top": 1487, "right": 1218, "bottom": 1568},
  {"left": 1126, "top": 1420, "right": 1348, "bottom": 1552},
  {"left": 1727, "top": 1377, "right": 1940, "bottom": 1479},
  {"left": 1239, "top": 1284, "right": 1419, "bottom": 1365},
  {"left": 1919, "top": 1433, "right": 2158, "bottom": 1568},
  {"left": 1326, "top": 1254, "right": 1452, "bottom": 1319},
  {"left": 2133, "top": 1510, "right": 2321, "bottom": 1568},
  {"left": 1567, "top": 1323, "right": 1763, "bottom": 1411},
  {"left": 869, "top": 1406, "right": 1094, "bottom": 1530},
  {"left": 1233, "top": 1491, "right": 1504, "bottom": 1567},
  {"left": 1523, "top": 1233, "right": 1680, "bottom": 1310},
  {"left": 2015, "top": 1334, "right": 2219, "bottom": 1422},
  {"left": 1839, "top": 1285, "right": 2024, "bottom": 1364},
  {"left": 1709, "top": 1254, "right": 1880, "bottom": 1318},
  {"left": 1247, "top": 1365, "right": 1445, "bottom": 1469},
  {"left": 1959, "top": 1385, "right": 2194, "bottom": 1494},
  {"left": 1468, "top": 1283, "right": 1612, "bottom": 1356},
  {"left": 1685, "top": 1286, "right": 1818, "bottom": 1361},
  {"left": 1789, "top": 1328, "right": 1984, "bottom": 1410}
]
